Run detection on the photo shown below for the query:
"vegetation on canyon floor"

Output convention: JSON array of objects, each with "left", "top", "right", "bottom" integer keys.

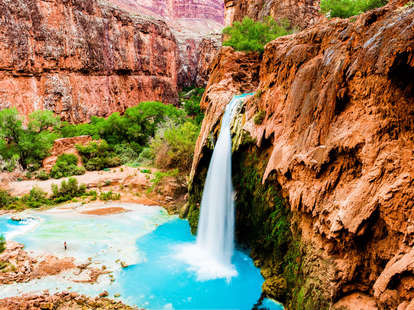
[
  {"left": 0, "top": 88, "right": 204, "bottom": 210},
  {"left": 0, "top": 235, "right": 5, "bottom": 253},
  {"left": 223, "top": 17, "right": 293, "bottom": 52},
  {"left": 0, "top": 88, "right": 204, "bottom": 176},
  {"left": 320, "top": 0, "right": 388, "bottom": 17}
]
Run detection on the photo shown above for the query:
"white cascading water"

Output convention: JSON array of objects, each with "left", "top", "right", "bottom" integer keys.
[{"left": 175, "top": 94, "right": 253, "bottom": 280}]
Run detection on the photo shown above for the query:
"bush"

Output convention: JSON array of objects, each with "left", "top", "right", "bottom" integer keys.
[
  {"left": 181, "top": 88, "right": 205, "bottom": 125},
  {"left": 148, "top": 169, "right": 179, "bottom": 192},
  {"left": 76, "top": 141, "right": 121, "bottom": 171},
  {"left": 50, "top": 154, "right": 85, "bottom": 179},
  {"left": 149, "top": 121, "right": 200, "bottom": 172},
  {"left": 21, "top": 187, "right": 50, "bottom": 208},
  {"left": 254, "top": 111, "right": 266, "bottom": 125},
  {"left": 51, "top": 178, "right": 87, "bottom": 203},
  {"left": 0, "top": 190, "right": 15, "bottom": 209},
  {"left": 0, "top": 235, "right": 5, "bottom": 253},
  {"left": 99, "top": 191, "right": 121, "bottom": 201},
  {"left": 320, "top": 0, "right": 387, "bottom": 18},
  {"left": 61, "top": 102, "right": 186, "bottom": 147},
  {"left": 113, "top": 143, "right": 141, "bottom": 164},
  {"left": 223, "top": 17, "right": 292, "bottom": 53},
  {"left": 37, "top": 170, "right": 50, "bottom": 180}
]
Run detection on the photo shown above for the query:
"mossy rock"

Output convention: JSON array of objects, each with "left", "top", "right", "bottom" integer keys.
[{"left": 262, "top": 275, "right": 288, "bottom": 300}]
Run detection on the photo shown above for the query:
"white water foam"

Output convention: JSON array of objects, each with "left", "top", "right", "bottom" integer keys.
[{"left": 176, "top": 94, "right": 252, "bottom": 280}]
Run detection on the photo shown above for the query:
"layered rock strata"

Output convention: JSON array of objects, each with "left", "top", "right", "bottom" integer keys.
[
  {"left": 189, "top": 1, "right": 414, "bottom": 309},
  {"left": 224, "top": 0, "right": 323, "bottom": 29},
  {"left": 108, "top": 0, "right": 224, "bottom": 88},
  {"left": 0, "top": 0, "right": 179, "bottom": 122}
]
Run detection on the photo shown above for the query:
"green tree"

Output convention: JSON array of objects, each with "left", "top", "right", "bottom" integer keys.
[
  {"left": 223, "top": 17, "right": 292, "bottom": 53},
  {"left": 0, "top": 109, "right": 59, "bottom": 169},
  {"left": 150, "top": 121, "right": 200, "bottom": 172},
  {"left": 320, "top": 0, "right": 387, "bottom": 18}
]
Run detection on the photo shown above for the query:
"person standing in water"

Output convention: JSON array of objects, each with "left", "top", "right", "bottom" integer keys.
[{"left": 64, "top": 241, "right": 67, "bottom": 250}]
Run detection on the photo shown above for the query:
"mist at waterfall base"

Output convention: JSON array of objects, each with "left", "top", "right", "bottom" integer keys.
[{"left": 175, "top": 94, "right": 252, "bottom": 281}]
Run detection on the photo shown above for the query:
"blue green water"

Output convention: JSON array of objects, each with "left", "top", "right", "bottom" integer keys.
[{"left": 0, "top": 204, "right": 283, "bottom": 310}]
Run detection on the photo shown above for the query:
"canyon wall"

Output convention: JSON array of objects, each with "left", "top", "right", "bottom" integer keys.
[
  {"left": 0, "top": 0, "right": 223, "bottom": 122},
  {"left": 188, "top": 1, "right": 414, "bottom": 309},
  {"left": 224, "top": 0, "right": 322, "bottom": 29},
  {"left": 0, "top": 0, "right": 179, "bottom": 122},
  {"left": 108, "top": 0, "right": 224, "bottom": 88},
  {"left": 109, "top": 0, "right": 224, "bottom": 23}
]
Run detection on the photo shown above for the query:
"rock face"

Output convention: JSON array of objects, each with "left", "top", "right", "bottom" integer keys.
[
  {"left": 109, "top": 0, "right": 224, "bottom": 23},
  {"left": 42, "top": 136, "right": 92, "bottom": 171},
  {"left": 224, "top": 0, "right": 323, "bottom": 29},
  {"left": 109, "top": 0, "right": 224, "bottom": 88},
  {"left": 189, "top": 1, "right": 414, "bottom": 309},
  {"left": 0, "top": 0, "right": 179, "bottom": 123},
  {"left": 0, "top": 0, "right": 223, "bottom": 122}
]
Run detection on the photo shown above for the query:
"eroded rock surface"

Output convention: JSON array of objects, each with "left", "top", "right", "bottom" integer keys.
[
  {"left": 0, "top": 0, "right": 179, "bottom": 122},
  {"left": 224, "top": 0, "right": 323, "bottom": 29},
  {"left": 0, "top": 0, "right": 223, "bottom": 122},
  {"left": 190, "top": 1, "right": 414, "bottom": 308},
  {"left": 0, "top": 291, "right": 138, "bottom": 310}
]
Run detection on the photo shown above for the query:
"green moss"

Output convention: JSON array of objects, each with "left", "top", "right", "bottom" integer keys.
[{"left": 254, "top": 111, "right": 266, "bottom": 125}]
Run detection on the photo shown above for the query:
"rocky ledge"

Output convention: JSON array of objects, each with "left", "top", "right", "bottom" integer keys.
[
  {"left": 0, "top": 241, "right": 106, "bottom": 285},
  {"left": 0, "top": 291, "right": 139, "bottom": 310}
]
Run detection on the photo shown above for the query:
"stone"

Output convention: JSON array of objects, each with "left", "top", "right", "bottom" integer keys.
[
  {"left": 224, "top": 0, "right": 323, "bottom": 29},
  {"left": 99, "top": 291, "right": 109, "bottom": 298},
  {"left": 191, "top": 0, "right": 414, "bottom": 307}
]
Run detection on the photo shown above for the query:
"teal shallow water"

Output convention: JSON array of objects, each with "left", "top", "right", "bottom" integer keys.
[{"left": 0, "top": 204, "right": 283, "bottom": 310}]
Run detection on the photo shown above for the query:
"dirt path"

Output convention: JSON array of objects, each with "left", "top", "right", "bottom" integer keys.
[{"left": 4, "top": 166, "right": 151, "bottom": 197}]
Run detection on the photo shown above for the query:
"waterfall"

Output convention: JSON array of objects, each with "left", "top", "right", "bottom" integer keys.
[
  {"left": 175, "top": 94, "right": 253, "bottom": 280},
  {"left": 196, "top": 94, "right": 251, "bottom": 266}
]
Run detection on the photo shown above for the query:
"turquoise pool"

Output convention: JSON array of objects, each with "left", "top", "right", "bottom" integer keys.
[{"left": 0, "top": 204, "right": 283, "bottom": 310}]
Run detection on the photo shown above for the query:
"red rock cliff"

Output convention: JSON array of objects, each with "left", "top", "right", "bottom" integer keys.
[
  {"left": 108, "top": 0, "right": 224, "bottom": 87},
  {"left": 224, "top": 0, "right": 323, "bottom": 29},
  {"left": 190, "top": 1, "right": 414, "bottom": 308},
  {"left": 0, "top": 0, "right": 180, "bottom": 122}
]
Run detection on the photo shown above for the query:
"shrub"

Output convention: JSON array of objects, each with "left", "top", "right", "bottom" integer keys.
[
  {"left": 320, "top": 0, "right": 387, "bottom": 18},
  {"left": 0, "top": 190, "right": 14, "bottom": 209},
  {"left": 99, "top": 191, "right": 121, "bottom": 201},
  {"left": 150, "top": 121, "right": 200, "bottom": 172},
  {"left": 50, "top": 154, "right": 85, "bottom": 179},
  {"left": 0, "top": 235, "right": 5, "bottom": 253},
  {"left": 113, "top": 143, "right": 141, "bottom": 164},
  {"left": 51, "top": 178, "right": 87, "bottom": 203},
  {"left": 21, "top": 187, "right": 50, "bottom": 208},
  {"left": 61, "top": 102, "right": 186, "bottom": 147},
  {"left": 76, "top": 141, "right": 121, "bottom": 171},
  {"left": 37, "top": 170, "right": 50, "bottom": 180},
  {"left": 181, "top": 87, "right": 205, "bottom": 125},
  {"left": 254, "top": 111, "right": 266, "bottom": 125},
  {"left": 148, "top": 169, "right": 179, "bottom": 192},
  {"left": 223, "top": 17, "right": 292, "bottom": 53}
]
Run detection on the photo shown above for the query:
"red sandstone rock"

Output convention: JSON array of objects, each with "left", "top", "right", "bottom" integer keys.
[
  {"left": 42, "top": 136, "right": 92, "bottom": 171},
  {"left": 0, "top": 0, "right": 179, "bottom": 123},
  {"left": 192, "top": 1, "right": 414, "bottom": 308},
  {"left": 224, "top": 0, "right": 323, "bottom": 29}
]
